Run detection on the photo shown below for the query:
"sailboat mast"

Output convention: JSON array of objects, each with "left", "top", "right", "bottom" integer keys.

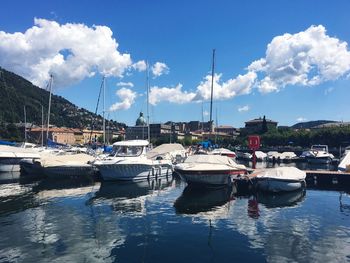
[
  {"left": 46, "top": 75, "right": 53, "bottom": 142},
  {"left": 146, "top": 62, "right": 150, "bottom": 142},
  {"left": 102, "top": 76, "right": 106, "bottom": 145},
  {"left": 209, "top": 49, "right": 215, "bottom": 134},
  {"left": 41, "top": 104, "right": 44, "bottom": 147},
  {"left": 24, "top": 105, "right": 27, "bottom": 143}
]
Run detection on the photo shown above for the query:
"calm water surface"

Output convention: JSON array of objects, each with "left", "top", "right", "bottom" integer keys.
[{"left": 0, "top": 173, "right": 350, "bottom": 263}]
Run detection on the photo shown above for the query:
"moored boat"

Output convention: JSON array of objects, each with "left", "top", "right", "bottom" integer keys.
[
  {"left": 174, "top": 155, "right": 247, "bottom": 186},
  {"left": 301, "top": 145, "right": 334, "bottom": 164},
  {"left": 94, "top": 140, "right": 177, "bottom": 181},
  {"left": 253, "top": 167, "right": 306, "bottom": 192},
  {"left": 0, "top": 145, "right": 40, "bottom": 172}
]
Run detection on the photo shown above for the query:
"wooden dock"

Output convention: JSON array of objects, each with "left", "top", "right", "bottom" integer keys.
[{"left": 239, "top": 169, "right": 350, "bottom": 192}]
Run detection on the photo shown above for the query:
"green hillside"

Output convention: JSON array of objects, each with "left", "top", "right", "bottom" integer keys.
[{"left": 0, "top": 67, "right": 125, "bottom": 140}]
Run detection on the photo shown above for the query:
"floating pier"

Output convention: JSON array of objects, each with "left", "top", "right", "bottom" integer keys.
[{"left": 237, "top": 169, "right": 350, "bottom": 193}]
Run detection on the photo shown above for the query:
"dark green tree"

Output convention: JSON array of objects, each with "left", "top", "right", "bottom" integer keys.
[{"left": 261, "top": 115, "right": 268, "bottom": 133}]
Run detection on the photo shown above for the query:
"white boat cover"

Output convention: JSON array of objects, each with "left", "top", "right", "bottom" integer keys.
[
  {"left": 0, "top": 145, "right": 41, "bottom": 158},
  {"left": 280, "top": 152, "right": 297, "bottom": 159},
  {"left": 210, "top": 148, "right": 236, "bottom": 155},
  {"left": 267, "top": 151, "right": 280, "bottom": 158},
  {"left": 255, "top": 151, "right": 267, "bottom": 159},
  {"left": 113, "top": 140, "right": 149, "bottom": 146},
  {"left": 40, "top": 153, "right": 95, "bottom": 167},
  {"left": 182, "top": 155, "right": 245, "bottom": 169},
  {"left": 146, "top": 143, "right": 185, "bottom": 159},
  {"left": 255, "top": 167, "right": 306, "bottom": 181},
  {"left": 338, "top": 151, "right": 350, "bottom": 172}
]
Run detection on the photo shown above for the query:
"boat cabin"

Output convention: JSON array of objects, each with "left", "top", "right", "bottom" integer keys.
[
  {"left": 111, "top": 140, "right": 149, "bottom": 157},
  {"left": 311, "top": 145, "right": 329, "bottom": 152}
]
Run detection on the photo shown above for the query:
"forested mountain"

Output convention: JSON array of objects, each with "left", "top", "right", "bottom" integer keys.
[
  {"left": 0, "top": 67, "right": 125, "bottom": 130},
  {"left": 291, "top": 120, "right": 337, "bottom": 129}
]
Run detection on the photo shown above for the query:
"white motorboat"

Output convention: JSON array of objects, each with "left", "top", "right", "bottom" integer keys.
[
  {"left": 210, "top": 148, "right": 236, "bottom": 158},
  {"left": 253, "top": 167, "right": 306, "bottom": 192},
  {"left": 301, "top": 145, "right": 334, "bottom": 164},
  {"left": 21, "top": 153, "right": 95, "bottom": 178},
  {"left": 94, "top": 140, "right": 176, "bottom": 181},
  {"left": 174, "top": 155, "right": 247, "bottom": 186},
  {"left": 338, "top": 147, "right": 350, "bottom": 172},
  {"left": 254, "top": 151, "right": 267, "bottom": 161},
  {"left": 267, "top": 151, "right": 281, "bottom": 162},
  {"left": 279, "top": 152, "right": 297, "bottom": 162},
  {"left": 0, "top": 145, "right": 41, "bottom": 172}
]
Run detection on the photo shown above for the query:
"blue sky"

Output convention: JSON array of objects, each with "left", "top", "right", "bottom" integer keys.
[{"left": 1, "top": 0, "right": 350, "bottom": 127}]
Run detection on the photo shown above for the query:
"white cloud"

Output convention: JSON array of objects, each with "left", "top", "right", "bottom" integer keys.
[
  {"left": 151, "top": 62, "right": 169, "bottom": 77},
  {"left": 203, "top": 110, "right": 209, "bottom": 116},
  {"left": 132, "top": 60, "right": 147, "bottom": 72},
  {"left": 238, "top": 105, "right": 250, "bottom": 112},
  {"left": 297, "top": 117, "right": 307, "bottom": 122},
  {"left": 116, "top": 81, "right": 134, "bottom": 88},
  {"left": 0, "top": 18, "right": 132, "bottom": 87},
  {"left": 149, "top": 84, "right": 196, "bottom": 105},
  {"left": 324, "top": 87, "right": 334, "bottom": 95},
  {"left": 194, "top": 72, "right": 257, "bottom": 101},
  {"left": 109, "top": 87, "right": 137, "bottom": 111},
  {"left": 248, "top": 25, "right": 350, "bottom": 93}
]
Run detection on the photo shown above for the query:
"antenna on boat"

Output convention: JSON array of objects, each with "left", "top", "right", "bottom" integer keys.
[
  {"left": 41, "top": 104, "right": 44, "bottom": 147},
  {"left": 46, "top": 74, "right": 53, "bottom": 142},
  {"left": 209, "top": 49, "right": 215, "bottom": 136},
  {"left": 146, "top": 61, "right": 151, "bottom": 143},
  {"left": 24, "top": 105, "right": 27, "bottom": 143}
]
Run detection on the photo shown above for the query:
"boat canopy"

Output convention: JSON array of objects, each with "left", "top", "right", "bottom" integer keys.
[
  {"left": 146, "top": 143, "right": 185, "bottom": 159},
  {"left": 113, "top": 140, "right": 149, "bottom": 147},
  {"left": 40, "top": 153, "right": 95, "bottom": 167},
  {"left": 338, "top": 151, "right": 350, "bottom": 172},
  {"left": 255, "top": 167, "right": 306, "bottom": 180},
  {"left": 184, "top": 154, "right": 237, "bottom": 166}
]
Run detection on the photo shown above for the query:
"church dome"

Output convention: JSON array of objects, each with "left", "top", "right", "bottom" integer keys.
[{"left": 136, "top": 112, "right": 147, "bottom": 126}]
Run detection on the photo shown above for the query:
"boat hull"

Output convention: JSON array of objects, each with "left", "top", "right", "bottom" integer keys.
[
  {"left": 256, "top": 178, "right": 305, "bottom": 192},
  {"left": 43, "top": 165, "right": 95, "bottom": 179},
  {"left": 306, "top": 157, "right": 332, "bottom": 164},
  {"left": 0, "top": 157, "right": 24, "bottom": 172},
  {"left": 98, "top": 163, "right": 173, "bottom": 181},
  {"left": 175, "top": 169, "right": 246, "bottom": 186}
]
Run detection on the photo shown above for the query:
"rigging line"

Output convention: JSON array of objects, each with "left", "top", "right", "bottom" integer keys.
[{"left": 89, "top": 76, "right": 104, "bottom": 143}]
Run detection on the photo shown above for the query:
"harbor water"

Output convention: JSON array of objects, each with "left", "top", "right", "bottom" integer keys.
[{"left": 1, "top": 173, "right": 350, "bottom": 263}]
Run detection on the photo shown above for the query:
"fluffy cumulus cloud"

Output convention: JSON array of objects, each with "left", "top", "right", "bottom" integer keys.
[
  {"left": 149, "top": 84, "right": 196, "bottom": 105},
  {"left": 109, "top": 87, "right": 137, "bottom": 111},
  {"left": 238, "top": 105, "right": 250, "bottom": 112},
  {"left": 0, "top": 18, "right": 133, "bottom": 87},
  {"left": 132, "top": 60, "right": 147, "bottom": 72},
  {"left": 248, "top": 25, "right": 350, "bottom": 93},
  {"left": 151, "top": 62, "right": 169, "bottom": 77},
  {"left": 194, "top": 72, "right": 257, "bottom": 101},
  {"left": 116, "top": 81, "right": 134, "bottom": 88},
  {"left": 297, "top": 117, "right": 307, "bottom": 122}
]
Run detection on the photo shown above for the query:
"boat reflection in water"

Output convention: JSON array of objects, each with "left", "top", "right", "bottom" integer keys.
[
  {"left": 0, "top": 171, "right": 21, "bottom": 184},
  {"left": 256, "top": 188, "right": 306, "bottom": 209},
  {"left": 174, "top": 185, "right": 236, "bottom": 217},
  {"left": 93, "top": 178, "right": 174, "bottom": 214}
]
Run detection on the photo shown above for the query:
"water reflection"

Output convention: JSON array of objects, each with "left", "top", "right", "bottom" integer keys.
[
  {"left": 0, "top": 171, "right": 21, "bottom": 184},
  {"left": 92, "top": 179, "right": 174, "bottom": 214},
  {"left": 256, "top": 189, "right": 306, "bottom": 209},
  {"left": 174, "top": 185, "right": 235, "bottom": 215}
]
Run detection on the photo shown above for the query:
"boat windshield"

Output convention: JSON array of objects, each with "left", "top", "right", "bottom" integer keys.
[
  {"left": 311, "top": 145, "right": 328, "bottom": 152},
  {"left": 111, "top": 145, "right": 144, "bottom": 157}
]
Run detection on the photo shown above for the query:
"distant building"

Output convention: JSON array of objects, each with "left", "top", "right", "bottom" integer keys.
[
  {"left": 126, "top": 123, "right": 180, "bottom": 141},
  {"left": 244, "top": 117, "right": 278, "bottom": 133},
  {"left": 215, "top": 125, "right": 239, "bottom": 136},
  {"left": 29, "top": 127, "right": 81, "bottom": 145}
]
